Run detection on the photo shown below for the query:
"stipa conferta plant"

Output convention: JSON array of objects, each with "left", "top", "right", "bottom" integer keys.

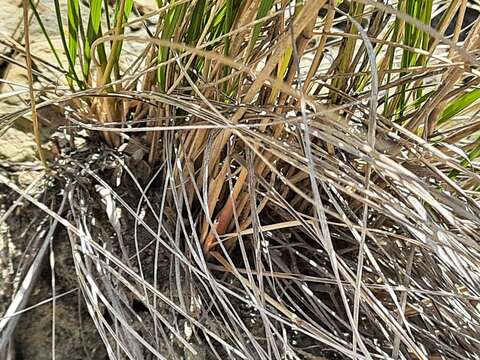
[{"left": 1, "top": 0, "right": 480, "bottom": 359}]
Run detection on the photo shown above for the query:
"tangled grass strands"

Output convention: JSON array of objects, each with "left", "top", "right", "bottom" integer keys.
[{"left": 2, "top": 0, "right": 480, "bottom": 358}]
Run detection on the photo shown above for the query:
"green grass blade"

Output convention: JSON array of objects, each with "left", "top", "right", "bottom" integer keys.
[
  {"left": 83, "top": 0, "right": 105, "bottom": 79},
  {"left": 114, "top": 0, "right": 133, "bottom": 79},
  {"left": 249, "top": 0, "right": 274, "bottom": 53},
  {"left": 112, "top": 0, "right": 134, "bottom": 59},
  {"left": 100, "top": 0, "right": 134, "bottom": 86},
  {"left": 53, "top": 0, "right": 83, "bottom": 88},
  {"left": 29, "top": 0, "right": 64, "bottom": 70},
  {"left": 157, "top": 0, "right": 188, "bottom": 89},
  {"left": 103, "top": 0, "right": 111, "bottom": 30},
  {"left": 208, "top": 5, "right": 228, "bottom": 43},
  {"left": 222, "top": 0, "right": 237, "bottom": 91},
  {"left": 439, "top": 88, "right": 480, "bottom": 125},
  {"left": 114, "top": 0, "right": 134, "bottom": 21},
  {"left": 67, "top": 0, "right": 80, "bottom": 68},
  {"left": 185, "top": 0, "right": 206, "bottom": 44},
  {"left": 448, "top": 136, "right": 480, "bottom": 179},
  {"left": 125, "top": 0, "right": 134, "bottom": 18},
  {"left": 91, "top": 0, "right": 102, "bottom": 32},
  {"left": 396, "top": 0, "right": 433, "bottom": 116}
]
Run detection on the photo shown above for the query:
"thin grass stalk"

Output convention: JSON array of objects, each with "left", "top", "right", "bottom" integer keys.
[
  {"left": 53, "top": 0, "right": 83, "bottom": 88},
  {"left": 22, "top": 0, "right": 46, "bottom": 167},
  {"left": 101, "top": 0, "right": 127, "bottom": 86}
]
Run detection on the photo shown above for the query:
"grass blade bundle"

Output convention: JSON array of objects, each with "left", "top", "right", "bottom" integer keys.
[{"left": 1, "top": 0, "right": 480, "bottom": 359}]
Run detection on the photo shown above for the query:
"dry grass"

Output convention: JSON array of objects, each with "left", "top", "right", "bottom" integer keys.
[{"left": 1, "top": 0, "right": 480, "bottom": 359}]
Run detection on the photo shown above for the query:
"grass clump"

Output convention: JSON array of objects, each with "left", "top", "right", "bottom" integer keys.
[{"left": 1, "top": 0, "right": 480, "bottom": 359}]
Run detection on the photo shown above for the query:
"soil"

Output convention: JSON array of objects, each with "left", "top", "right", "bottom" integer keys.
[
  {"left": 0, "top": 177, "right": 107, "bottom": 359},
  {"left": 0, "top": 145, "right": 213, "bottom": 359}
]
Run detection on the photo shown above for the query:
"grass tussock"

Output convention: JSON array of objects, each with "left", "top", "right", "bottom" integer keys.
[{"left": 1, "top": 0, "right": 480, "bottom": 359}]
